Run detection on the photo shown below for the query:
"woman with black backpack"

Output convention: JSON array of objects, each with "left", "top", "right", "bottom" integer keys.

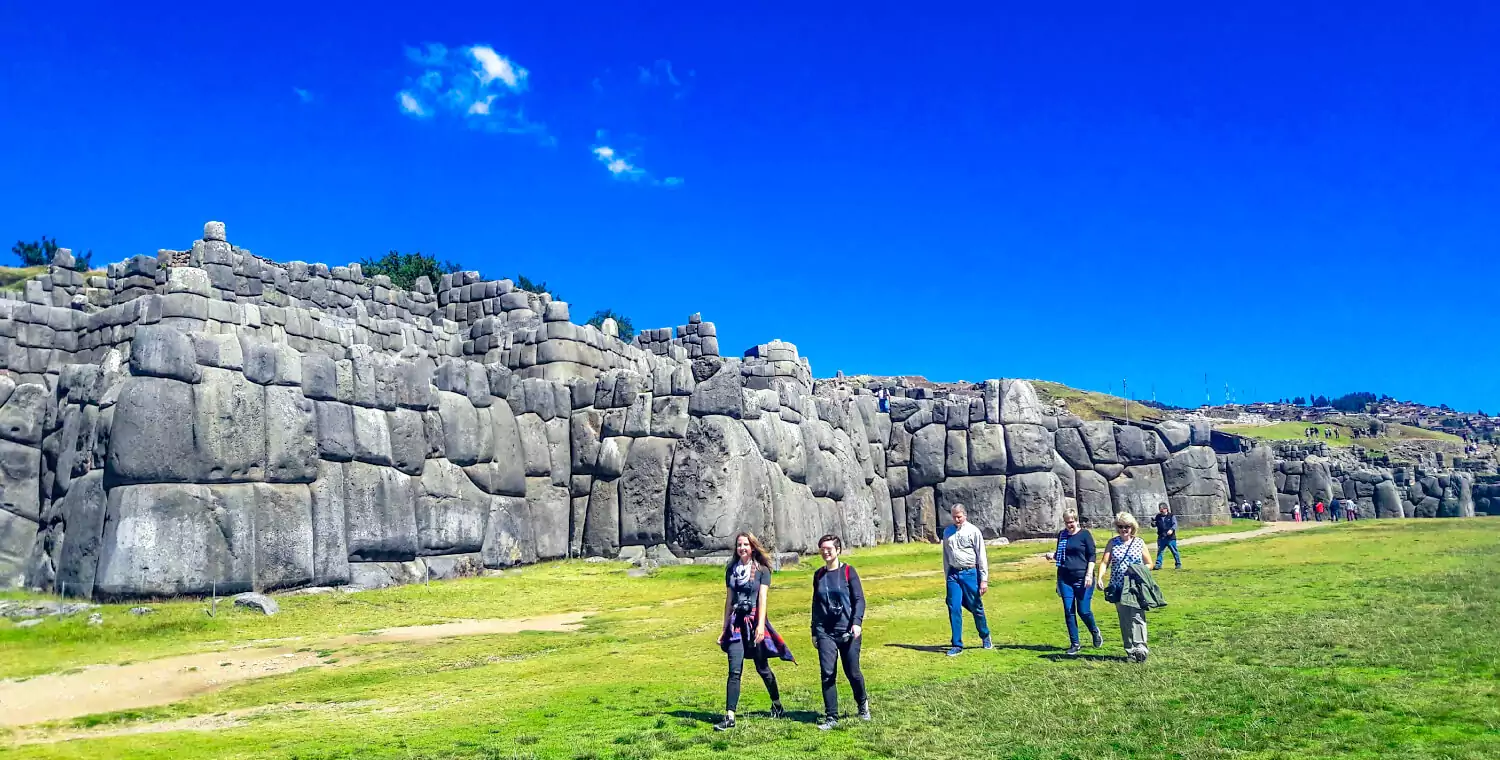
[{"left": 811, "top": 534, "right": 869, "bottom": 730}]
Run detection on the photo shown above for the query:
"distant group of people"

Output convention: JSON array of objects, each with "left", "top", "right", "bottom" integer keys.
[
  {"left": 1291, "top": 498, "right": 1361, "bottom": 522},
  {"left": 712, "top": 503, "right": 1176, "bottom": 731},
  {"left": 1305, "top": 426, "right": 1341, "bottom": 440}
]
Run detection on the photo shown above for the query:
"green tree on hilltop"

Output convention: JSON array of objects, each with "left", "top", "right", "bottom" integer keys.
[
  {"left": 586, "top": 308, "right": 635, "bottom": 341},
  {"left": 514, "top": 274, "right": 558, "bottom": 298},
  {"left": 360, "top": 251, "right": 462, "bottom": 290},
  {"left": 11, "top": 236, "right": 93, "bottom": 271}
]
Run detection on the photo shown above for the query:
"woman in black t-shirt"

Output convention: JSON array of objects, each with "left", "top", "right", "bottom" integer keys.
[
  {"left": 810, "top": 534, "right": 869, "bottom": 730},
  {"left": 714, "top": 532, "right": 787, "bottom": 731},
  {"left": 1050, "top": 508, "right": 1101, "bottom": 656}
]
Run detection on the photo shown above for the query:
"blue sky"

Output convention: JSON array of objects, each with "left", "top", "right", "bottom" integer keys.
[{"left": 2, "top": 2, "right": 1497, "bottom": 412}]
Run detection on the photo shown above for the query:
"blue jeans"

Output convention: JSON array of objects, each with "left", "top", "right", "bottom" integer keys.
[
  {"left": 1154, "top": 539, "right": 1180, "bottom": 568},
  {"left": 1057, "top": 575, "right": 1099, "bottom": 646},
  {"left": 945, "top": 568, "right": 990, "bottom": 647}
]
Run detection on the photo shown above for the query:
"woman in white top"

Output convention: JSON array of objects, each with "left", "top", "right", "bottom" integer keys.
[{"left": 1098, "top": 511, "right": 1153, "bottom": 662}]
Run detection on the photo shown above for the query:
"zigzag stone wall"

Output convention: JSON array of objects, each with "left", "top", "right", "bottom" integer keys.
[{"left": 0, "top": 221, "right": 1470, "bottom": 598}]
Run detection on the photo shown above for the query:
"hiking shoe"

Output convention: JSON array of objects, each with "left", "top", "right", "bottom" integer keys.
[
  {"left": 946, "top": 646, "right": 963, "bottom": 657},
  {"left": 713, "top": 717, "right": 735, "bottom": 731},
  {"left": 858, "top": 701, "right": 871, "bottom": 721},
  {"left": 817, "top": 716, "right": 838, "bottom": 731},
  {"left": 1091, "top": 630, "right": 1104, "bottom": 648},
  {"left": 769, "top": 702, "right": 785, "bottom": 719},
  {"left": 981, "top": 637, "right": 994, "bottom": 650},
  {"left": 1065, "top": 643, "right": 1082, "bottom": 656}
]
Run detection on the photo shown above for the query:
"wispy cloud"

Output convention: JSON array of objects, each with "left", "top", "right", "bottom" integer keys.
[
  {"left": 637, "top": 59, "right": 693, "bottom": 99},
  {"left": 396, "top": 42, "right": 547, "bottom": 141},
  {"left": 294, "top": 87, "right": 314, "bottom": 104},
  {"left": 591, "top": 131, "right": 682, "bottom": 187}
]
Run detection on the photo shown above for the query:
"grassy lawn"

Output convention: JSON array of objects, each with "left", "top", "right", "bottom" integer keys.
[
  {"left": 2, "top": 520, "right": 1497, "bottom": 759},
  {"left": 0, "top": 265, "right": 47, "bottom": 293},
  {"left": 1033, "top": 381, "right": 1167, "bottom": 423},
  {"left": 1220, "top": 421, "right": 1464, "bottom": 449}
]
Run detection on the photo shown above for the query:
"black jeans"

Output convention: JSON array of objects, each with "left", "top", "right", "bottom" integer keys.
[
  {"left": 725, "top": 638, "right": 779, "bottom": 712},
  {"left": 813, "top": 629, "right": 867, "bottom": 718}
]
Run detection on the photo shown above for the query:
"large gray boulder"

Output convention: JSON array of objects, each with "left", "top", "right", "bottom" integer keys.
[
  {"left": 1108, "top": 464, "right": 1169, "bottom": 522},
  {"left": 687, "top": 360, "right": 744, "bottom": 418},
  {"left": 194, "top": 368, "right": 267, "bottom": 481},
  {"left": 482, "top": 495, "right": 537, "bottom": 567},
  {"left": 308, "top": 461, "right": 351, "bottom": 586},
  {"left": 1005, "top": 423, "right": 1054, "bottom": 473},
  {"left": 906, "top": 485, "right": 938, "bottom": 542},
  {"left": 908, "top": 423, "right": 946, "bottom": 488},
  {"left": 1080, "top": 421, "right": 1119, "bottom": 464},
  {"left": 344, "top": 463, "right": 418, "bottom": 561},
  {"left": 999, "top": 380, "right": 1045, "bottom": 424},
  {"left": 105, "top": 377, "right": 203, "bottom": 484},
  {"left": 1053, "top": 426, "right": 1092, "bottom": 470},
  {"left": 1075, "top": 469, "right": 1113, "bottom": 527},
  {"left": 1298, "top": 458, "right": 1335, "bottom": 507},
  {"left": 1114, "top": 425, "right": 1167, "bottom": 465},
  {"left": 1155, "top": 421, "right": 1191, "bottom": 452},
  {"left": 95, "top": 483, "right": 247, "bottom": 598},
  {"left": 0, "top": 439, "right": 41, "bottom": 522},
  {"left": 1005, "top": 471, "right": 1063, "bottom": 538},
  {"left": 51, "top": 471, "right": 107, "bottom": 597},
  {"left": 935, "top": 474, "right": 1006, "bottom": 539},
  {"left": 1374, "top": 480, "right": 1404, "bottom": 519},
  {"left": 1226, "top": 446, "right": 1278, "bottom": 519},
  {"left": 667, "top": 415, "right": 773, "bottom": 553},
  {"left": 0, "top": 383, "right": 49, "bottom": 445},
  {"left": 526, "top": 477, "right": 571, "bottom": 560},
  {"left": 0, "top": 509, "right": 34, "bottom": 588},
  {"left": 416, "top": 459, "right": 489, "bottom": 555},
  {"left": 1161, "top": 445, "right": 1228, "bottom": 526},
  {"left": 619, "top": 437, "right": 673, "bottom": 546},
  {"left": 582, "top": 477, "right": 619, "bottom": 557}
]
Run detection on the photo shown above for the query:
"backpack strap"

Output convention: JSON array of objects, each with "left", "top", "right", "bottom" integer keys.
[{"left": 844, "top": 564, "right": 851, "bottom": 583}]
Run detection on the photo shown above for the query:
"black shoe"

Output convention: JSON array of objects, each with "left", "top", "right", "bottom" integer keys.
[
  {"left": 769, "top": 702, "right": 785, "bottom": 719},
  {"left": 858, "top": 701, "right": 871, "bottom": 721},
  {"left": 713, "top": 717, "right": 735, "bottom": 731},
  {"left": 1091, "top": 630, "right": 1104, "bottom": 648},
  {"left": 1066, "top": 643, "right": 1082, "bottom": 656},
  {"left": 817, "top": 716, "right": 838, "bottom": 731}
]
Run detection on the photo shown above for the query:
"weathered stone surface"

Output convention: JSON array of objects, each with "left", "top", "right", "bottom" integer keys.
[
  {"left": 265, "top": 386, "right": 318, "bottom": 482},
  {"left": 435, "top": 391, "right": 485, "bottom": 467},
  {"left": 0, "top": 509, "right": 36, "bottom": 588},
  {"left": 1114, "top": 425, "right": 1166, "bottom": 465},
  {"left": 194, "top": 368, "right": 267, "bottom": 482},
  {"left": 1155, "top": 421, "right": 1191, "bottom": 452},
  {"left": 619, "top": 437, "right": 672, "bottom": 546},
  {"left": 935, "top": 475, "right": 1006, "bottom": 539},
  {"left": 95, "top": 484, "right": 245, "bottom": 598},
  {"left": 1107, "top": 464, "right": 1169, "bottom": 522},
  {"left": 967, "top": 421, "right": 1007, "bottom": 475},
  {"left": 1080, "top": 421, "right": 1119, "bottom": 464},
  {"left": 0, "top": 383, "right": 49, "bottom": 445},
  {"left": 1053, "top": 426, "right": 1091, "bottom": 470},
  {"left": 1004, "top": 423, "right": 1053, "bottom": 474},
  {"left": 770, "top": 474, "right": 820, "bottom": 554},
  {"left": 944, "top": 429, "right": 969, "bottom": 476},
  {"left": 1374, "top": 480, "right": 1404, "bottom": 519},
  {"left": 130, "top": 325, "right": 200, "bottom": 383},
  {"left": 1226, "top": 446, "right": 1278, "bottom": 519},
  {"left": 482, "top": 495, "right": 536, "bottom": 568},
  {"left": 50, "top": 470, "right": 107, "bottom": 597},
  {"left": 582, "top": 477, "right": 620, "bottom": 558},
  {"left": 233, "top": 592, "right": 280, "bottom": 616},
  {"left": 687, "top": 361, "right": 743, "bottom": 418},
  {"left": 907, "top": 485, "right": 938, "bottom": 542},
  {"left": 526, "top": 477, "right": 570, "bottom": 560},
  {"left": 667, "top": 415, "right": 772, "bottom": 553},
  {"left": 0, "top": 439, "right": 41, "bottom": 522},
  {"left": 105, "top": 377, "right": 202, "bottom": 484},
  {"left": 344, "top": 463, "right": 418, "bottom": 561},
  {"left": 387, "top": 408, "right": 426, "bottom": 476},
  {"left": 1162, "top": 445, "right": 1228, "bottom": 526},
  {"left": 1004, "top": 471, "right": 1063, "bottom": 538},
  {"left": 308, "top": 461, "right": 351, "bottom": 586},
  {"left": 999, "top": 379, "right": 1044, "bottom": 425},
  {"left": 1075, "top": 469, "right": 1113, "bottom": 527},
  {"left": 351, "top": 406, "right": 394, "bottom": 467},
  {"left": 1298, "top": 459, "right": 1335, "bottom": 507},
  {"left": 908, "top": 424, "right": 946, "bottom": 488},
  {"left": 417, "top": 458, "right": 488, "bottom": 555}
]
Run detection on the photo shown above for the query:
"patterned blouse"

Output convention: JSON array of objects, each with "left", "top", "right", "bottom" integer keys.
[{"left": 1105, "top": 535, "right": 1147, "bottom": 593}]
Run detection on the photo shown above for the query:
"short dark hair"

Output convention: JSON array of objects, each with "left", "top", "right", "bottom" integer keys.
[{"left": 817, "top": 534, "right": 842, "bottom": 551}]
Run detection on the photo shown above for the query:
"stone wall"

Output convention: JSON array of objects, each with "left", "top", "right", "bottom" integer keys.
[{"left": 11, "top": 219, "right": 1483, "bottom": 599}]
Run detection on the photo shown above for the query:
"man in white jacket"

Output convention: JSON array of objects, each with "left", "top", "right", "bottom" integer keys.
[{"left": 941, "top": 504, "right": 991, "bottom": 656}]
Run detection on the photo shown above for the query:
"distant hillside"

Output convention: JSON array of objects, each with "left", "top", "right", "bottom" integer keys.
[{"left": 1032, "top": 380, "right": 1169, "bottom": 422}]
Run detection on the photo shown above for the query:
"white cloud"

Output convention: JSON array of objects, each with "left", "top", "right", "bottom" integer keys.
[
  {"left": 398, "top": 91, "right": 429, "bottom": 117},
  {"left": 591, "top": 135, "right": 680, "bottom": 186},
  {"left": 294, "top": 87, "right": 314, "bottom": 103},
  {"left": 396, "top": 41, "right": 546, "bottom": 141},
  {"left": 469, "top": 45, "right": 527, "bottom": 90}
]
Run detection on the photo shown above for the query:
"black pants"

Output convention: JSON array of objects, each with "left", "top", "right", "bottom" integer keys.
[
  {"left": 725, "top": 638, "right": 779, "bottom": 712},
  {"left": 813, "top": 629, "right": 866, "bottom": 718}
]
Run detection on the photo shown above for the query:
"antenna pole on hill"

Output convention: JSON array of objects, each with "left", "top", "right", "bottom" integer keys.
[{"left": 1123, "top": 378, "right": 1130, "bottom": 423}]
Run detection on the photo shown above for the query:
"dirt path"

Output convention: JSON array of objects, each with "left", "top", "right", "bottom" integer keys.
[{"left": 0, "top": 612, "right": 590, "bottom": 730}]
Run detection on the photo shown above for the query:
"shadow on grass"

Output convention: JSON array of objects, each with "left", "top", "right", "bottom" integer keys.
[
  {"left": 885, "top": 642, "right": 1063, "bottom": 654},
  {"left": 668, "top": 708, "right": 821, "bottom": 726},
  {"left": 1038, "top": 652, "right": 1129, "bottom": 663}
]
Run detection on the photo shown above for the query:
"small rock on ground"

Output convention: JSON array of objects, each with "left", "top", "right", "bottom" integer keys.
[
  {"left": 232, "top": 593, "right": 280, "bottom": 616},
  {"left": 129, "top": 606, "right": 154, "bottom": 616}
]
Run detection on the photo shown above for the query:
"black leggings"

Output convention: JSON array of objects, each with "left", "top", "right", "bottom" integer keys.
[
  {"left": 814, "top": 630, "right": 867, "bottom": 718},
  {"left": 725, "top": 638, "right": 779, "bottom": 712}
]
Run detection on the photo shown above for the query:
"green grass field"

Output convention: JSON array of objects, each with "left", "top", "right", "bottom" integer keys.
[
  {"left": 1219, "top": 421, "right": 1465, "bottom": 450},
  {"left": 3, "top": 519, "right": 1497, "bottom": 759},
  {"left": 1032, "top": 381, "right": 1167, "bottom": 423},
  {"left": 0, "top": 266, "right": 47, "bottom": 293}
]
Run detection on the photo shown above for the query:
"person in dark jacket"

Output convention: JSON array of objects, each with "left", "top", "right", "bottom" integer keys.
[
  {"left": 810, "top": 534, "right": 869, "bottom": 730},
  {"left": 1048, "top": 508, "right": 1101, "bottom": 656},
  {"left": 1151, "top": 503, "right": 1181, "bottom": 570},
  {"left": 715, "top": 532, "right": 789, "bottom": 731}
]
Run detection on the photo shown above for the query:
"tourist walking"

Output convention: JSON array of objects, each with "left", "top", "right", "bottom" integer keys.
[
  {"left": 1100, "top": 512, "right": 1165, "bottom": 662},
  {"left": 1050, "top": 508, "right": 1101, "bottom": 655},
  {"left": 810, "top": 534, "right": 869, "bottom": 730},
  {"left": 1151, "top": 503, "right": 1181, "bottom": 570},
  {"left": 1331, "top": 499, "right": 1343, "bottom": 522},
  {"left": 1314, "top": 501, "right": 1325, "bottom": 522},
  {"left": 715, "top": 532, "right": 793, "bottom": 731},
  {"left": 942, "top": 504, "right": 992, "bottom": 656},
  {"left": 1293, "top": 503, "right": 1303, "bottom": 522}
]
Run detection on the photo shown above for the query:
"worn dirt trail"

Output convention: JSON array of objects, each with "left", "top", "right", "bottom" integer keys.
[{"left": 0, "top": 611, "right": 590, "bottom": 730}]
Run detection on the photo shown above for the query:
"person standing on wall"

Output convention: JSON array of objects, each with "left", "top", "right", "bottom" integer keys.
[
  {"left": 942, "top": 504, "right": 992, "bottom": 656},
  {"left": 810, "top": 534, "right": 869, "bottom": 730},
  {"left": 1151, "top": 503, "right": 1181, "bottom": 570},
  {"left": 715, "top": 532, "right": 793, "bottom": 731},
  {"left": 1049, "top": 508, "right": 1102, "bottom": 656}
]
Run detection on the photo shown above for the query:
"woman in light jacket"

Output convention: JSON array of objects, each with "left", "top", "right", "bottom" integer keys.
[{"left": 1098, "top": 511, "right": 1153, "bottom": 662}]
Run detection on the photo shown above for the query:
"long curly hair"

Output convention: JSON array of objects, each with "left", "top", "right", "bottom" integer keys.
[{"left": 734, "top": 532, "right": 773, "bottom": 570}]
